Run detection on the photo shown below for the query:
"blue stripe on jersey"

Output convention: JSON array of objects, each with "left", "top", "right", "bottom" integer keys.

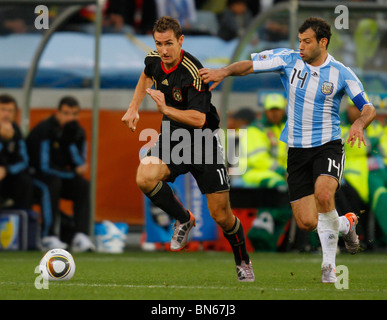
[
  {"left": 330, "top": 90, "right": 344, "bottom": 143},
  {"left": 8, "top": 140, "right": 29, "bottom": 174},
  {"left": 41, "top": 140, "right": 75, "bottom": 179},
  {"left": 310, "top": 66, "right": 335, "bottom": 146},
  {"left": 33, "top": 179, "right": 52, "bottom": 237},
  {"left": 69, "top": 143, "right": 85, "bottom": 166},
  {"left": 311, "top": 73, "right": 326, "bottom": 146}
]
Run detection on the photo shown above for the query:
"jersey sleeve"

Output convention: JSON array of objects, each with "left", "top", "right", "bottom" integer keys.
[
  {"left": 186, "top": 77, "right": 211, "bottom": 113},
  {"left": 250, "top": 48, "right": 294, "bottom": 73},
  {"left": 182, "top": 55, "right": 211, "bottom": 113},
  {"left": 342, "top": 66, "right": 373, "bottom": 111},
  {"left": 144, "top": 50, "right": 159, "bottom": 77}
]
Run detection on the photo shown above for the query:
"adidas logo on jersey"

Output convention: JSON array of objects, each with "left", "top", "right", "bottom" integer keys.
[{"left": 162, "top": 79, "right": 169, "bottom": 86}]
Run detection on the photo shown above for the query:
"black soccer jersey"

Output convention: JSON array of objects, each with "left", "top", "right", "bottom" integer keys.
[{"left": 144, "top": 49, "right": 220, "bottom": 132}]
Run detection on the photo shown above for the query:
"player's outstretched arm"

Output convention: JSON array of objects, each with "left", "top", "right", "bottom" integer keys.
[
  {"left": 122, "top": 70, "right": 153, "bottom": 132},
  {"left": 346, "top": 103, "right": 376, "bottom": 148},
  {"left": 199, "top": 60, "right": 254, "bottom": 91}
]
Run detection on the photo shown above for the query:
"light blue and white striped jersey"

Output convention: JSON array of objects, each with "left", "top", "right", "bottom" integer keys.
[{"left": 251, "top": 48, "right": 372, "bottom": 148}]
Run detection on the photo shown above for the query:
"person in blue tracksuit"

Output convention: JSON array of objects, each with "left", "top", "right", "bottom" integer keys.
[
  {"left": 27, "top": 96, "right": 94, "bottom": 252},
  {"left": 0, "top": 94, "right": 33, "bottom": 209}
]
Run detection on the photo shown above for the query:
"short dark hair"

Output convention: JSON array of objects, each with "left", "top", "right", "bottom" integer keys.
[
  {"left": 153, "top": 16, "right": 182, "bottom": 40},
  {"left": 0, "top": 94, "right": 18, "bottom": 111},
  {"left": 298, "top": 17, "right": 332, "bottom": 49},
  {"left": 58, "top": 96, "right": 80, "bottom": 110}
]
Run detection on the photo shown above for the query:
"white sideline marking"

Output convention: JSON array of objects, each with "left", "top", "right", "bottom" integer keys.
[
  {"left": 0, "top": 281, "right": 306, "bottom": 291},
  {"left": 2, "top": 281, "right": 387, "bottom": 293}
]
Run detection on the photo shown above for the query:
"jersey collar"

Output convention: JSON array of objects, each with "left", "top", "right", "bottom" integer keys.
[
  {"left": 160, "top": 49, "right": 184, "bottom": 74},
  {"left": 306, "top": 53, "right": 332, "bottom": 69}
]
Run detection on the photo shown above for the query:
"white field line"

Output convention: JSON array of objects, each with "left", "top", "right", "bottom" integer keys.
[{"left": 2, "top": 281, "right": 387, "bottom": 293}]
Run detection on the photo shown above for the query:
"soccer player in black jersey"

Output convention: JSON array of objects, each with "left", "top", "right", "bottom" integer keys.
[{"left": 122, "top": 16, "right": 254, "bottom": 282}]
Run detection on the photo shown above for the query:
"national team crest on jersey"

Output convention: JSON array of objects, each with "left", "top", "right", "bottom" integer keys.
[
  {"left": 173, "top": 87, "right": 182, "bottom": 102},
  {"left": 321, "top": 81, "right": 334, "bottom": 95},
  {"left": 257, "top": 54, "right": 268, "bottom": 61}
]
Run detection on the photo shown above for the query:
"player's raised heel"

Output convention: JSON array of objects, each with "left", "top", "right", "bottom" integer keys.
[
  {"left": 342, "top": 212, "right": 360, "bottom": 254},
  {"left": 321, "top": 264, "right": 337, "bottom": 283},
  {"left": 170, "top": 211, "right": 196, "bottom": 251}
]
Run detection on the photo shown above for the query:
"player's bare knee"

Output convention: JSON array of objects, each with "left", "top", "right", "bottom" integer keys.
[
  {"left": 209, "top": 208, "right": 228, "bottom": 228},
  {"left": 210, "top": 208, "right": 234, "bottom": 230},
  {"left": 297, "top": 218, "right": 317, "bottom": 232},
  {"left": 135, "top": 174, "right": 148, "bottom": 192},
  {"left": 294, "top": 212, "right": 317, "bottom": 231},
  {"left": 315, "top": 190, "right": 329, "bottom": 203},
  {"left": 314, "top": 189, "right": 334, "bottom": 210},
  {"left": 136, "top": 167, "right": 157, "bottom": 193},
  {"left": 213, "top": 215, "right": 229, "bottom": 230}
]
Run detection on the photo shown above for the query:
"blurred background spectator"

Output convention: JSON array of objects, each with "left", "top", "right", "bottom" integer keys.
[
  {"left": 0, "top": 94, "right": 33, "bottom": 210},
  {"left": 155, "top": 0, "right": 197, "bottom": 33},
  {"left": 27, "top": 96, "right": 93, "bottom": 252},
  {"left": 105, "top": 0, "right": 157, "bottom": 34},
  {"left": 0, "top": 7, "right": 36, "bottom": 35},
  {"left": 218, "top": 0, "right": 253, "bottom": 41}
]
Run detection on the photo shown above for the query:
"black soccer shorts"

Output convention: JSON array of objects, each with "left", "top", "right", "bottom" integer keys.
[
  {"left": 286, "top": 139, "right": 345, "bottom": 202},
  {"left": 145, "top": 129, "right": 230, "bottom": 194}
]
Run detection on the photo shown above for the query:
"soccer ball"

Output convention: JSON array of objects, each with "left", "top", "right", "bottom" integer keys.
[{"left": 39, "top": 249, "right": 76, "bottom": 281}]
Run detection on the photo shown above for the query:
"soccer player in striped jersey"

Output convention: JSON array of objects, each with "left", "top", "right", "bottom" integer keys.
[
  {"left": 122, "top": 16, "right": 254, "bottom": 282},
  {"left": 200, "top": 17, "right": 376, "bottom": 283}
]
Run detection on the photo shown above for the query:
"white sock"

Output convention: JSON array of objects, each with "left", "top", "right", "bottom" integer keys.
[
  {"left": 317, "top": 209, "right": 339, "bottom": 268},
  {"left": 338, "top": 215, "right": 350, "bottom": 235}
]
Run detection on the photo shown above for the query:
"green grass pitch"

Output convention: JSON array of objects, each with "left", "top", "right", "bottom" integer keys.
[{"left": 0, "top": 250, "right": 386, "bottom": 300}]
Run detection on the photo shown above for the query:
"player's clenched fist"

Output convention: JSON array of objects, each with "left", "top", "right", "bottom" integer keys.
[{"left": 121, "top": 108, "right": 139, "bottom": 132}]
